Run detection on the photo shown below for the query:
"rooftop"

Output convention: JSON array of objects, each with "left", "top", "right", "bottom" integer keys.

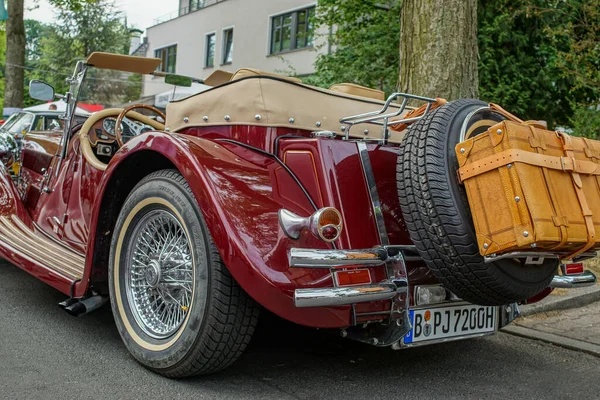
[{"left": 152, "top": 0, "right": 227, "bottom": 26}]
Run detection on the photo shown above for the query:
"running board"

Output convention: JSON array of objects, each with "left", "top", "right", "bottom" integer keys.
[{"left": 0, "top": 215, "right": 84, "bottom": 280}]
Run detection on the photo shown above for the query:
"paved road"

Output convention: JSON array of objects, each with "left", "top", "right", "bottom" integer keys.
[{"left": 1, "top": 261, "right": 599, "bottom": 400}]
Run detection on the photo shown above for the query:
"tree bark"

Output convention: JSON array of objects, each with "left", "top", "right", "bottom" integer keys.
[
  {"left": 4, "top": 0, "right": 26, "bottom": 117},
  {"left": 399, "top": 0, "right": 479, "bottom": 100}
]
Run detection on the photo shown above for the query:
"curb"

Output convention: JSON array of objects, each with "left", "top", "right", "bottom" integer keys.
[
  {"left": 519, "top": 286, "right": 600, "bottom": 317},
  {"left": 502, "top": 325, "right": 600, "bottom": 358}
]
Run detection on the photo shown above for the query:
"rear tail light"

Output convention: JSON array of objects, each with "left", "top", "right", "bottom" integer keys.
[
  {"left": 311, "top": 208, "right": 342, "bottom": 242},
  {"left": 562, "top": 262, "right": 585, "bottom": 275},
  {"left": 279, "top": 207, "right": 343, "bottom": 243},
  {"left": 415, "top": 285, "right": 448, "bottom": 306},
  {"left": 334, "top": 269, "right": 371, "bottom": 286}
]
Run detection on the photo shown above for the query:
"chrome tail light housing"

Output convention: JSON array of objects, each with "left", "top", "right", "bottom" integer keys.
[{"left": 279, "top": 207, "right": 343, "bottom": 243}]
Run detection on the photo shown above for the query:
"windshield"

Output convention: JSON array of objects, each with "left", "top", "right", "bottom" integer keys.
[{"left": 75, "top": 68, "right": 207, "bottom": 115}]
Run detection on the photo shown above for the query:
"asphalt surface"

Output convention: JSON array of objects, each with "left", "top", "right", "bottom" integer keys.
[{"left": 1, "top": 261, "right": 600, "bottom": 400}]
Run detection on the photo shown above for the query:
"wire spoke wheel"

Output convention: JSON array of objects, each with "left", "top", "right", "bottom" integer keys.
[
  {"left": 125, "top": 209, "right": 194, "bottom": 339},
  {"left": 110, "top": 170, "right": 259, "bottom": 377}
]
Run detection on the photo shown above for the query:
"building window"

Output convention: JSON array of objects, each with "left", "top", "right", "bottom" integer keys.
[
  {"left": 189, "top": 0, "right": 204, "bottom": 12},
  {"left": 154, "top": 45, "right": 177, "bottom": 73},
  {"left": 222, "top": 28, "right": 234, "bottom": 65},
  {"left": 270, "top": 6, "right": 315, "bottom": 55},
  {"left": 205, "top": 33, "right": 216, "bottom": 68}
]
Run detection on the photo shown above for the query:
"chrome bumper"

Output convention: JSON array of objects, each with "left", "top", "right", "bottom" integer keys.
[
  {"left": 549, "top": 271, "right": 597, "bottom": 289},
  {"left": 295, "top": 279, "right": 407, "bottom": 308},
  {"left": 291, "top": 247, "right": 410, "bottom": 308},
  {"left": 289, "top": 247, "right": 390, "bottom": 268}
]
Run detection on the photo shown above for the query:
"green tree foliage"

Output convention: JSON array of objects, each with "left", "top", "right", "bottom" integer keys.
[
  {"left": 24, "top": 19, "right": 53, "bottom": 62},
  {"left": 310, "top": 0, "right": 600, "bottom": 135},
  {"left": 24, "top": 0, "right": 137, "bottom": 107},
  {"left": 478, "top": 0, "right": 599, "bottom": 130},
  {"left": 46, "top": 0, "right": 95, "bottom": 11},
  {"left": 31, "top": 0, "right": 130, "bottom": 94},
  {"left": 305, "top": 0, "right": 400, "bottom": 94}
]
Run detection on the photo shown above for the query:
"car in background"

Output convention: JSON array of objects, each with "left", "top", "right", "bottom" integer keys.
[
  {"left": 2, "top": 110, "right": 89, "bottom": 140},
  {"left": 0, "top": 109, "right": 90, "bottom": 172}
]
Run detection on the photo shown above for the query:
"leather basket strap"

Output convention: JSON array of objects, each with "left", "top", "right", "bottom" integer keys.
[
  {"left": 390, "top": 98, "right": 447, "bottom": 132},
  {"left": 458, "top": 148, "right": 600, "bottom": 183},
  {"left": 528, "top": 125, "right": 568, "bottom": 249},
  {"left": 557, "top": 131, "right": 596, "bottom": 260},
  {"left": 489, "top": 103, "right": 524, "bottom": 124}
]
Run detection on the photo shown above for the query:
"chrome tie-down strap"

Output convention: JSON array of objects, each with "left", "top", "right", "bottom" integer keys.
[{"left": 345, "top": 142, "right": 411, "bottom": 346}]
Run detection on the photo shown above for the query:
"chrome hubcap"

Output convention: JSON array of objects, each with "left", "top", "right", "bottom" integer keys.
[
  {"left": 125, "top": 209, "right": 194, "bottom": 339},
  {"left": 145, "top": 260, "right": 162, "bottom": 287}
]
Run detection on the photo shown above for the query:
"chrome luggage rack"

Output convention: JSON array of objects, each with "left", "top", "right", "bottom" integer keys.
[{"left": 339, "top": 92, "right": 438, "bottom": 144}]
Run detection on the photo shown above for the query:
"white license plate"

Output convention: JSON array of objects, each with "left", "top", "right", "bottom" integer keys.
[{"left": 404, "top": 304, "right": 497, "bottom": 344}]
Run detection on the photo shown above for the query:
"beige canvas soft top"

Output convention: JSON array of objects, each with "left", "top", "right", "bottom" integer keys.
[{"left": 166, "top": 75, "right": 410, "bottom": 143}]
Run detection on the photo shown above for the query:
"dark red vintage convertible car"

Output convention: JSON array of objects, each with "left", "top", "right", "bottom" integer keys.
[{"left": 1, "top": 53, "right": 596, "bottom": 378}]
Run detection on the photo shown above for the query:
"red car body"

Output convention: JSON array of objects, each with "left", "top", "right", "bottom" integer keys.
[{"left": 2, "top": 123, "right": 439, "bottom": 329}]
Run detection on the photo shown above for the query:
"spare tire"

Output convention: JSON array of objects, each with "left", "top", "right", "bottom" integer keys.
[{"left": 397, "top": 99, "right": 558, "bottom": 306}]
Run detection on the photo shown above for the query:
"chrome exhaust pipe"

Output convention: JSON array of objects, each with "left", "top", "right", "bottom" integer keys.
[{"left": 63, "top": 295, "right": 108, "bottom": 317}]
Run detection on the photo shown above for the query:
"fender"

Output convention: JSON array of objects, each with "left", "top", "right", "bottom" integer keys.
[{"left": 79, "top": 132, "right": 352, "bottom": 328}]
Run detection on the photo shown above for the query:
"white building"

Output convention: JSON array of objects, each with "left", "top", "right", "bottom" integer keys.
[{"left": 143, "top": 0, "right": 326, "bottom": 98}]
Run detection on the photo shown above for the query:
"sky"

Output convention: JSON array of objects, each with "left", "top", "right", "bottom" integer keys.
[{"left": 24, "top": 0, "right": 179, "bottom": 31}]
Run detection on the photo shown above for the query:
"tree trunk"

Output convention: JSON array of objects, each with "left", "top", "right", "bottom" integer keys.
[
  {"left": 399, "top": 0, "right": 479, "bottom": 100},
  {"left": 3, "top": 0, "right": 26, "bottom": 117}
]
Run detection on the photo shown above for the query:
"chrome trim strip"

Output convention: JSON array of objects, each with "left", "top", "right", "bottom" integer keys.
[
  {"left": 11, "top": 217, "right": 84, "bottom": 265},
  {"left": 484, "top": 251, "right": 597, "bottom": 264},
  {"left": 289, "top": 247, "right": 388, "bottom": 268},
  {"left": 356, "top": 142, "right": 389, "bottom": 246},
  {"left": 0, "top": 216, "right": 84, "bottom": 279},
  {"left": 294, "top": 279, "right": 407, "bottom": 308},
  {"left": 549, "top": 271, "right": 597, "bottom": 289},
  {"left": 0, "top": 230, "right": 81, "bottom": 280}
]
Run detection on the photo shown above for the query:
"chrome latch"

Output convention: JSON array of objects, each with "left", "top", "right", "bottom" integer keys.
[
  {"left": 311, "top": 131, "right": 336, "bottom": 138},
  {"left": 525, "top": 255, "right": 545, "bottom": 265}
]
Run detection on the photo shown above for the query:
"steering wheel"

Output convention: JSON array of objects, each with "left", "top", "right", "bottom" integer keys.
[
  {"left": 115, "top": 104, "right": 166, "bottom": 147},
  {"left": 79, "top": 108, "right": 166, "bottom": 171}
]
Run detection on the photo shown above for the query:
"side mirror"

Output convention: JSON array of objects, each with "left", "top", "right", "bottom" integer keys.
[{"left": 29, "top": 80, "right": 55, "bottom": 101}]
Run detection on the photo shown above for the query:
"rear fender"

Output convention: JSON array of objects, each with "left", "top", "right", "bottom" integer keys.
[{"left": 81, "top": 132, "right": 350, "bottom": 327}]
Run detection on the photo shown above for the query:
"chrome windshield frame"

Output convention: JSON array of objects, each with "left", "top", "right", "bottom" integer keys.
[{"left": 59, "top": 61, "right": 89, "bottom": 163}]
